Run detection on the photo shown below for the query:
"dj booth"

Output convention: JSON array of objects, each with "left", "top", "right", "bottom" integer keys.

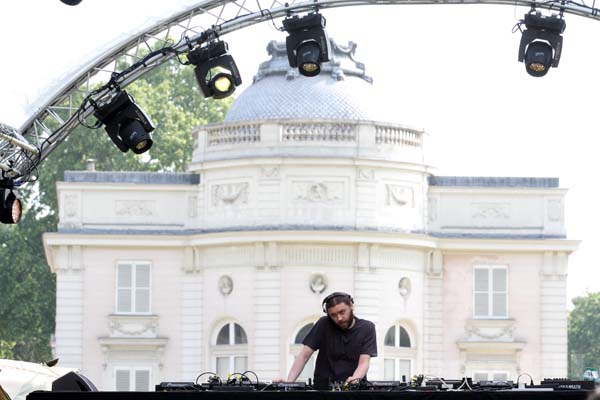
[{"left": 28, "top": 390, "right": 592, "bottom": 400}]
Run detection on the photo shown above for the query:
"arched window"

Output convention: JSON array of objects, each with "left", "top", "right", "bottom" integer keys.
[
  {"left": 384, "top": 325, "right": 411, "bottom": 347},
  {"left": 212, "top": 322, "right": 248, "bottom": 378},
  {"left": 383, "top": 323, "right": 415, "bottom": 381},
  {"left": 290, "top": 322, "right": 317, "bottom": 381}
]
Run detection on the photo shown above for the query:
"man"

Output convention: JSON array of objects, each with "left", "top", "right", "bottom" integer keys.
[{"left": 284, "top": 292, "right": 377, "bottom": 386}]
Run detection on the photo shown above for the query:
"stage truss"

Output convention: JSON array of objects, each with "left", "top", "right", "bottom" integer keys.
[{"left": 1, "top": 0, "right": 599, "bottom": 184}]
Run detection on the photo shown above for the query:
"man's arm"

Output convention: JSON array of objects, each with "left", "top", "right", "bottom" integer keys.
[
  {"left": 286, "top": 345, "right": 315, "bottom": 382},
  {"left": 345, "top": 354, "right": 371, "bottom": 383}
]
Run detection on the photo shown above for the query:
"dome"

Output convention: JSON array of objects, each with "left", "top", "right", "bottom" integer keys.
[{"left": 224, "top": 39, "right": 391, "bottom": 123}]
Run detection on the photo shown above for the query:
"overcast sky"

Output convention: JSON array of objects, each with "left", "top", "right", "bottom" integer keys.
[{"left": 1, "top": 1, "right": 599, "bottom": 305}]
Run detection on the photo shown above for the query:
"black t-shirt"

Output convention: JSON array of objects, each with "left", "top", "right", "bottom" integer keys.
[{"left": 302, "top": 316, "right": 377, "bottom": 382}]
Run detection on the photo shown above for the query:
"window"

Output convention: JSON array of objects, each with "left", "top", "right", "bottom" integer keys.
[
  {"left": 383, "top": 323, "right": 415, "bottom": 381},
  {"left": 212, "top": 322, "right": 248, "bottom": 377},
  {"left": 116, "top": 262, "right": 151, "bottom": 314},
  {"left": 473, "top": 265, "right": 508, "bottom": 318},
  {"left": 384, "top": 326, "right": 411, "bottom": 347},
  {"left": 114, "top": 367, "right": 151, "bottom": 391},
  {"left": 291, "top": 322, "right": 316, "bottom": 381}
]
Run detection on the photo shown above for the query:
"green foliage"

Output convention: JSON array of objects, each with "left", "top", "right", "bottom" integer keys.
[
  {"left": 0, "top": 58, "right": 233, "bottom": 361},
  {"left": 568, "top": 292, "right": 600, "bottom": 377}
]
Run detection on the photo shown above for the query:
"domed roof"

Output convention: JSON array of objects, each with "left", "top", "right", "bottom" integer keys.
[{"left": 225, "top": 39, "right": 390, "bottom": 123}]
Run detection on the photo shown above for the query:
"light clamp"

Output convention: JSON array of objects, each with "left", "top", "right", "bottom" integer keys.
[
  {"left": 283, "top": 13, "right": 331, "bottom": 77},
  {"left": 94, "top": 91, "right": 155, "bottom": 154},
  {"left": 0, "top": 179, "right": 22, "bottom": 224},
  {"left": 518, "top": 12, "right": 566, "bottom": 77},
  {"left": 188, "top": 40, "right": 242, "bottom": 100}
]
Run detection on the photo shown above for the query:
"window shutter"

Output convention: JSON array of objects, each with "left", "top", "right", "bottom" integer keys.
[
  {"left": 135, "top": 370, "right": 150, "bottom": 391},
  {"left": 473, "top": 372, "right": 488, "bottom": 383},
  {"left": 117, "top": 264, "right": 133, "bottom": 313},
  {"left": 216, "top": 357, "right": 229, "bottom": 377},
  {"left": 384, "top": 359, "right": 395, "bottom": 380},
  {"left": 115, "top": 369, "right": 130, "bottom": 391},
  {"left": 474, "top": 269, "right": 488, "bottom": 291},
  {"left": 234, "top": 356, "right": 247, "bottom": 372},
  {"left": 135, "top": 264, "right": 150, "bottom": 313},
  {"left": 492, "top": 372, "right": 508, "bottom": 381}
]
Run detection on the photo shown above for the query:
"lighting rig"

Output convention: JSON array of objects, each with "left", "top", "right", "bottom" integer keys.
[
  {"left": 282, "top": 12, "right": 330, "bottom": 77},
  {"left": 0, "top": 179, "right": 22, "bottom": 225},
  {"left": 517, "top": 10, "right": 566, "bottom": 77},
  {"left": 93, "top": 90, "right": 155, "bottom": 154},
  {"left": 187, "top": 39, "right": 242, "bottom": 99}
]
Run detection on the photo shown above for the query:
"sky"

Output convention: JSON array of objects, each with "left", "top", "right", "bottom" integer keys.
[{"left": 1, "top": 1, "right": 599, "bottom": 305}]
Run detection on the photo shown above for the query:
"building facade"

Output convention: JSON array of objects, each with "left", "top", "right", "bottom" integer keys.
[{"left": 43, "top": 39, "right": 578, "bottom": 390}]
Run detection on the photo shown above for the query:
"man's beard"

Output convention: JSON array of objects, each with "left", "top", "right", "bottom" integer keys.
[{"left": 335, "top": 309, "right": 355, "bottom": 330}]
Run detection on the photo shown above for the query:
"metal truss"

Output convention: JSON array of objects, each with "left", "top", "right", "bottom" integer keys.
[{"left": 2, "top": 0, "right": 600, "bottom": 185}]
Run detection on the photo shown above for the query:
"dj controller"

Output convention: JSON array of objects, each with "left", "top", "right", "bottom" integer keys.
[
  {"left": 26, "top": 374, "right": 595, "bottom": 400},
  {"left": 154, "top": 375, "right": 596, "bottom": 392}
]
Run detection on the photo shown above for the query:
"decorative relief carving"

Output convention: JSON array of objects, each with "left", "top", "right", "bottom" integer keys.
[
  {"left": 358, "top": 169, "right": 375, "bottom": 181},
  {"left": 212, "top": 183, "right": 249, "bottom": 207},
  {"left": 471, "top": 203, "right": 510, "bottom": 220},
  {"left": 260, "top": 167, "right": 280, "bottom": 179},
  {"left": 398, "top": 277, "right": 411, "bottom": 297},
  {"left": 108, "top": 315, "right": 159, "bottom": 338},
  {"left": 309, "top": 273, "right": 328, "bottom": 294},
  {"left": 385, "top": 185, "right": 414, "bottom": 207},
  {"left": 547, "top": 200, "right": 562, "bottom": 222},
  {"left": 282, "top": 245, "right": 355, "bottom": 266},
  {"left": 218, "top": 275, "right": 234, "bottom": 296},
  {"left": 464, "top": 319, "right": 515, "bottom": 341},
  {"left": 293, "top": 182, "right": 343, "bottom": 203},
  {"left": 64, "top": 194, "right": 78, "bottom": 218},
  {"left": 115, "top": 200, "right": 154, "bottom": 216}
]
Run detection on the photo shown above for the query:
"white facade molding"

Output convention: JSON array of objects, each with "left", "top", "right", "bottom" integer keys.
[{"left": 53, "top": 245, "right": 84, "bottom": 369}]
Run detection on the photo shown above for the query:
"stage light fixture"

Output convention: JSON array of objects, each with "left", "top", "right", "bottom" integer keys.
[
  {"left": 94, "top": 91, "right": 155, "bottom": 154},
  {"left": 518, "top": 12, "right": 566, "bottom": 77},
  {"left": 187, "top": 40, "right": 242, "bottom": 99},
  {"left": 283, "top": 13, "right": 330, "bottom": 77},
  {"left": 0, "top": 180, "right": 21, "bottom": 225}
]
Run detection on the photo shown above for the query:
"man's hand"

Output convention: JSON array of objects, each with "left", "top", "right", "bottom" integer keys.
[
  {"left": 272, "top": 378, "right": 285, "bottom": 383},
  {"left": 345, "top": 376, "right": 360, "bottom": 384}
]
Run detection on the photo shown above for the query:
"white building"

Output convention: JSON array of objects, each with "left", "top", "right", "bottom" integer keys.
[{"left": 43, "top": 39, "right": 578, "bottom": 391}]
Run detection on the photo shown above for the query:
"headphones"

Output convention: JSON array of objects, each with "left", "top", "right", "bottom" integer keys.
[{"left": 322, "top": 292, "right": 354, "bottom": 313}]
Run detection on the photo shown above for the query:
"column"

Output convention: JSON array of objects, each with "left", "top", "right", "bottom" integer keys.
[
  {"left": 54, "top": 245, "right": 84, "bottom": 368},
  {"left": 253, "top": 242, "right": 281, "bottom": 380},
  {"left": 180, "top": 247, "right": 204, "bottom": 381},
  {"left": 540, "top": 251, "right": 568, "bottom": 378},
  {"left": 423, "top": 250, "right": 443, "bottom": 377}
]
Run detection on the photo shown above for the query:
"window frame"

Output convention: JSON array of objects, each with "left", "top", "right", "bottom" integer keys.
[
  {"left": 289, "top": 322, "right": 317, "bottom": 381},
  {"left": 383, "top": 323, "right": 416, "bottom": 381},
  {"left": 113, "top": 366, "right": 152, "bottom": 391},
  {"left": 472, "top": 370, "right": 510, "bottom": 382},
  {"left": 472, "top": 264, "right": 509, "bottom": 319},
  {"left": 210, "top": 321, "right": 249, "bottom": 377},
  {"left": 114, "top": 261, "right": 152, "bottom": 315}
]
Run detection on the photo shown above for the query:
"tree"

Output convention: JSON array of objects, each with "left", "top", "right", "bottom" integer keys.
[
  {"left": 0, "top": 58, "right": 233, "bottom": 361},
  {"left": 568, "top": 292, "right": 600, "bottom": 378}
]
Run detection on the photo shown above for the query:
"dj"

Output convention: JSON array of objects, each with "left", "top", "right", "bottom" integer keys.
[{"left": 283, "top": 292, "right": 377, "bottom": 385}]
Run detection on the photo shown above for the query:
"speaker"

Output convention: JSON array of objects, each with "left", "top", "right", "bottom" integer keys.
[
  {"left": 52, "top": 372, "right": 98, "bottom": 392},
  {"left": 322, "top": 292, "right": 354, "bottom": 313}
]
